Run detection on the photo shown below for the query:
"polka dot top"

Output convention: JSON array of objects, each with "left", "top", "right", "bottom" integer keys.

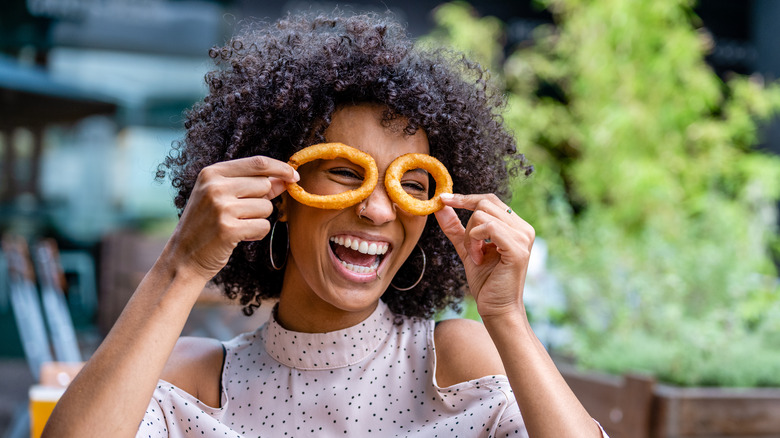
[{"left": 137, "top": 300, "right": 608, "bottom": 437}]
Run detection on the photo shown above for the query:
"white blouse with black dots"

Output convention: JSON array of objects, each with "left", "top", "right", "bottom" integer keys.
[{"left": 137, "top": 300, "right": 608, "bottom": 437}]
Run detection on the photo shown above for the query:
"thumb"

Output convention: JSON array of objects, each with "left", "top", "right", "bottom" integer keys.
[
  {"left": 267, "top": 177, "right": 289, "bottom": 200},
  {"left": 434, "top": 206, "right": 468, "bottom": 261}
]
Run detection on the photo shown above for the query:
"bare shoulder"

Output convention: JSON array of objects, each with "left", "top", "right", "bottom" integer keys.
[
  {"left": 433, "top": 318, "right": 505, "bottom": 387},
  {"left": 160, "top": 336, "right": 224, "bottom": 408}
]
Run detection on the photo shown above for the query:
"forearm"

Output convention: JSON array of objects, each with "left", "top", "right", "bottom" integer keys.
[
  {"left": 43, "top": 244, "right": 209, "bottom": 438},
  {"left": 482, "top": 309, "right": 602, "bottom": 438}
]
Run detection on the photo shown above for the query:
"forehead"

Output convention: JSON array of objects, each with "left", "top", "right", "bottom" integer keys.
[{"left": 323, "top": 104, "right": 430, "bottom": 158}]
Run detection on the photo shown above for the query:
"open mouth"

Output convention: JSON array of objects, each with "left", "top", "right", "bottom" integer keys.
[{"left": 329, "top": 235, "right": 390, "bottom": 275}]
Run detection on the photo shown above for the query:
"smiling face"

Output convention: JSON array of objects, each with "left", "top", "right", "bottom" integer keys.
[{"left": 277, "top": 104, "right": 430, "bottom": 331}]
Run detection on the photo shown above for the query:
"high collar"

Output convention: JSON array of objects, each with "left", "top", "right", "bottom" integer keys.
[{"left": 263, "top": 300, "right": 394, "bottom": 370}]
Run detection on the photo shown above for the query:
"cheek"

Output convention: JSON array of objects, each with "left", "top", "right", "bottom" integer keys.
[
  {"left": 401, "top": 215, "right": 428, "bottom": 247},
  {"left": 286, "top": 204, "right": 325, "bottom": 248}
]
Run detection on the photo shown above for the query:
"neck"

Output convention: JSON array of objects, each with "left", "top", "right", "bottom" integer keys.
[{"left": 276, "top": 260, "right": 379, "bottom": 333}]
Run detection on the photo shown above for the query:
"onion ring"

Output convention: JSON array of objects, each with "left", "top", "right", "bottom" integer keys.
[
  {"left": 385, "top": 153, "right": 453, "bottom": 216},
  {"left": 285, "top": 142, "right": 378, "bottom": 209}
]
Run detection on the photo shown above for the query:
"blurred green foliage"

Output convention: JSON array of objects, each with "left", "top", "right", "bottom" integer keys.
[
  {"left": 418, "top": 2, "right": 505, "bottom": 72},
  {"left": 426, "top": 0, "right": 780, "bottom": 386}
]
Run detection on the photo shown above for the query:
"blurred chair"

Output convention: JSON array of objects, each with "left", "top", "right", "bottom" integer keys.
[
  {"left": 0, "top": 250, "right": 8, "bottom": 312},
  {"left": 1, "top": 236, "right": 53, "bottom": 381},
  {"left": 33, "top": 239, "right": 81, "bottom": 363}
]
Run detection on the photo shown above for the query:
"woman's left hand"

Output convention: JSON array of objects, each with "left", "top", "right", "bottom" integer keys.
[{"left": 434, "top": 193, "right": 534, "bottom": 320}]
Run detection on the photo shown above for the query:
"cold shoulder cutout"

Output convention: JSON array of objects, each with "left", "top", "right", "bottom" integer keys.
[
  {"left": 160, "top": 336, "right": 224, "bottom": 409},
  {"left": 434, "top": 318, "right": 505, "bottom": 388}
]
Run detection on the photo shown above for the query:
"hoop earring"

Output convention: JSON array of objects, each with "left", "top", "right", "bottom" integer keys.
[
  {"left": 269, "top": 220, "right": 289, "bottom": 271},
  {"left": 391, "top": 244, "right": 426, "bottom": 291}
]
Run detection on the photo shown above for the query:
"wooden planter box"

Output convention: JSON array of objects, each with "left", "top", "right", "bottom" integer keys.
[{"left": 558, "top": 363, "right": 780, "bottom": 437}]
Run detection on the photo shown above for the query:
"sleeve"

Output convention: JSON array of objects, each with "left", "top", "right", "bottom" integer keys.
[
  {"left": 493, "top": 391, "right": 529, "bottom": 437},
  {"left": 135, "top": 396, "right": 168, "bottom": 437}
]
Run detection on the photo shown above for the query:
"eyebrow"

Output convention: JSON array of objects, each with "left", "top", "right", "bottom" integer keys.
[{"left": 405, "top": 168, "right": 430, "bottom": 177}]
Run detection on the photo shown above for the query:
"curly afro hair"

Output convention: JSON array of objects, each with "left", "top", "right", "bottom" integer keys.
[{"left": 157, "top": 11, "right": 531, "bottom": 319}]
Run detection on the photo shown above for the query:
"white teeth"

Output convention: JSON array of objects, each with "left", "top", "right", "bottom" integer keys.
[
  {"left": 330, "top": 236, "right": 389, "bottom": 255},
  {"left": 340, "top": 258, "right": 381, "bottom": 274}
]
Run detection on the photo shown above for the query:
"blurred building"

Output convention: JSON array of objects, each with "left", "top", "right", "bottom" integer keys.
[{"left": 2, "top": 0, "right": 776, "bottom": 245}]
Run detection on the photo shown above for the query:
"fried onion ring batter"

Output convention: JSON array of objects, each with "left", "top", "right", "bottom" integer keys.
[
  {"left": 285, "top": 143, "right": 378, "bottom": 209},
  {"left": 385, "top": 153, "right": 453, "bottom": 216}
]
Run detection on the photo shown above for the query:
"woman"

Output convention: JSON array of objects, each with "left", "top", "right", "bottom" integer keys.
[{"left": 44, "top": 11, "right": 607, "bottom": 438}]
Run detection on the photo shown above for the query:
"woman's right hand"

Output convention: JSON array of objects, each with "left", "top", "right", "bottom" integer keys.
[
  {"left": 43, "top": 155, "right": 298, "bottom": 438},
  {"left": 168, "top": 155, "right": 300, "bottom": 280}
]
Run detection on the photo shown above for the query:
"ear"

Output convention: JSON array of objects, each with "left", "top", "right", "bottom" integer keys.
[{"left": 276, "top": 193, "right": 289, "bottom": 222}]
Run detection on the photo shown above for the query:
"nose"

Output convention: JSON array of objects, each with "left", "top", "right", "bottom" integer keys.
[{"left": 356, "top": 183, "right": 396, "bottom": 224}]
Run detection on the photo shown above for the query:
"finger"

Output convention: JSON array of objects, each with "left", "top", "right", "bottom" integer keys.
[
  {"left": 236, "top": 218, "right": 272, "bottom": 242},
  {"left": 228, "top": 176, "right": 274, "bottom": 198},
  {"left": 436, "top": 206, "right": 485, "bottom": 265},
  {"left": 208, "top": 155, "right": 300, "bottom": 181},
  {"left": 468, "top": 221, "right": 499, "bottom": 244},
  {"left": 469, "top": 221, "right": 510, "bottom": 257},
  {"left": 229, "top": 176, "right": 288, "bottom": 200},
  {"left": 469, "top": 217, "right": 535, "bottom": 260},
  {"left": 267, "top": 177, "right": 288, "bottom": 200},
  {"left": 229, "top": 198, "right": 275, "bottom": 220},
  {"left": 433, "top": 205, "right": 469, "bottom": 262},
  {"left": 444, "top": 194, "right": 522, "bottom": 242},
  {"left": 474, "top": 197, "right": 517, "bottom": 221},
  {"left": 463, "top": 210, "right": 496, "bottom": 265},
  {"left": 440, "top": 193, "right": 506, "bottom": 213}
]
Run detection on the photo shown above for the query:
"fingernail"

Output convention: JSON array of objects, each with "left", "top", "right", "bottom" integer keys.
[
  {"left": 440, "top": 193, "right": 453, "bottom": 199},
  {"left": 293, "top": 170, "right": 301, "bottom": 182}
]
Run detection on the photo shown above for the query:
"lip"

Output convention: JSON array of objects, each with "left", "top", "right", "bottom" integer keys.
[{"left": 327, "top": 232, "right": 394, "bottom": 283}]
